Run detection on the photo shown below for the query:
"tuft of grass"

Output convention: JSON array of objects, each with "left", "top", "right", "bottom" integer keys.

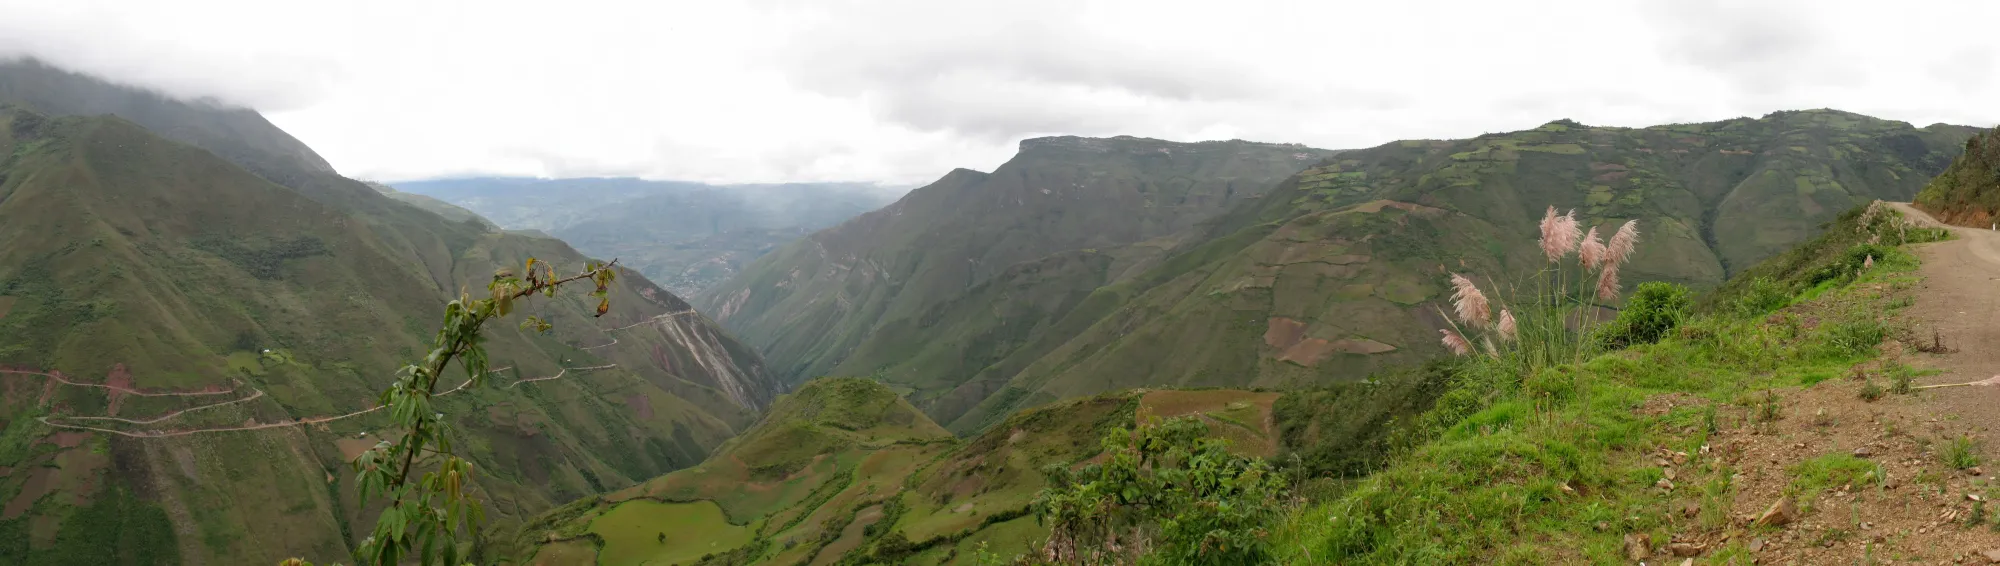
[
  {"left": 1944, "top": 436, "right": 1982, "bottom": 470},
  {"left": 1757, "top": 391, "right": 1783, "bottom": 423},
  {"left": 1858, "top": 381, "right": 1884, "bottom": 402}
]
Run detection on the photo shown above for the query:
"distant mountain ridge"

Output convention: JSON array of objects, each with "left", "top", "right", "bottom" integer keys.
[
  {"left": 700, "top": 110, "right": 1978, "bottom": 434},
  {"left": 393, "top": 176, "right": 901, "bottom": 295}
]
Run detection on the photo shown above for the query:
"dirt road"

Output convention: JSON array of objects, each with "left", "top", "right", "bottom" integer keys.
[{"left": 1887, "top": 202, "right": 2000, "bottom": 388}]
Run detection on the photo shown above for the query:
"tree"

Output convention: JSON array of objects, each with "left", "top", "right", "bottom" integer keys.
[
  {"left": 284, "top": 258, "right": 619, "bottom": 566},
  {"left": 1029, "top": 416, "right": 1288, "bottom": 566}
]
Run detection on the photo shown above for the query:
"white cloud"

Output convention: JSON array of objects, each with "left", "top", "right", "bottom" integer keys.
[{"left": 2, "top": 0, "right": 1998, "bottom": 185}]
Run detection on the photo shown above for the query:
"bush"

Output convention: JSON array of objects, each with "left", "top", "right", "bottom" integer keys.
[
  {"left": 1733, "top": 277, "right": 1791, "bottom": 317},
  {"left": 1031, "top": 416, "right": 1287, "bottom": 566},
  {"left": 1599, "top": 282, "right": 1692, "bottom": 348}
]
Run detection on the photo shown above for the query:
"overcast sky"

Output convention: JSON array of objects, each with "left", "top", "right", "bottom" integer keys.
[{"left": 3, "top": 0, "right": 1998, "bottom": 185}]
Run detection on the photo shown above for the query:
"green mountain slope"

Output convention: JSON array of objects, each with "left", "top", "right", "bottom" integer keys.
[
  {"left": 0, "top": 77, "right": 780, "bottom": 563},
  {"left": 1914, "top": 125, "right": 2000, "bottom": 225},
  {"left": 784, "top": 111, "right": 1976, "bottom": 433},
  {"left": 694, "top": 136, "right": 1338, "bottom": 385},
  {"left": 393, "top": 177, "right": 898, "bottom": 296},
  {"left": 516, "top": 379, "right": 1310, "bottom": 566}
]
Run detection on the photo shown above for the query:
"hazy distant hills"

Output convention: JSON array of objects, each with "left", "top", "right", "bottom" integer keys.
[{"left": 392, "top": 177, "right": 902, "bottom": 296}]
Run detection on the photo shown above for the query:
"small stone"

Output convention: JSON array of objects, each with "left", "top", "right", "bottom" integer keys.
[
  {"left": 1624, "top": 533, "right": 1652, "bottom": 561},
  {"left": 1656, "top": 478, "right": 1676, "bottom": 491},
  {"left": 1981, "top": 548, "right": 2000, "bottom": 563},
  {"left": 1680, "top": 559, "right": 1693, "bottom": 566},
  {"left": 1971, "top": 493, "right": 1987, "bottom": 502},
  {"left": 1753, "top": 497, "right": 1797, "bottom": 528},
  {"left": 1748, "top": 538, "right": 1766, "bottom": 552},
  {"left": 1669, "top": 542, "right": 1704, "bottom": 557},
  {"left": 1681, "top": 501, "right": 1701, "bottom": 518},
  {"left": 1974, "top": 467, "right": 1986, "bottom": 476},
  {"left": 1664, "top": 467, "right": 1678, "bottom": 481},
  {"left": 1594, "top": 521, "right": 1609, "bottom": 532},
  {"left": 1854, "top": 446, "right": 1874, "bottom": 457}
]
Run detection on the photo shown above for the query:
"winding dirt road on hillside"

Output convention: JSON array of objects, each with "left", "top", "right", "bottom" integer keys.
[{"left": 6, "top": 308, "right": 691, "bottom": 438}]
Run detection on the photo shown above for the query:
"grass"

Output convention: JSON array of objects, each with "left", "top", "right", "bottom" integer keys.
[
  {"left": 1271, "top": 204, "right": 1927, "bottom": 563},
  {"left": 1944, "top": 436, "right": 1982, "bottom": 470},
  {"left": 588, "top": 499, "right": 755, "bottom": 566},
  {"left": 1788, "top": 454, "right": 1882, "bottom": 502}
]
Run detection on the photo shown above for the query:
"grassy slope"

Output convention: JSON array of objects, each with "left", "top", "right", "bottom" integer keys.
[
  {"left": 1913, "top": 126, "right": 2000, "bottom": 226},
  {"left": 1273, "top": 203, "right": 1935, "bottom": 563},
  {"left": 514, "top": 380, "right": 1307, "bottom": 565},
  {"left": 891, "top": 111, "right": 1977, "bottom": 433},
  {"left": 0, "top": 103, "right": 778, "bottom": 563}
]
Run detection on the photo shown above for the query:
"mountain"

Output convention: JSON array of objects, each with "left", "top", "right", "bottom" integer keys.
[
  {"left": 391, "top": 177, "right": 899, "bottom": 296},
  {"left": 515, "top": 379, "right": 1302, "bottom": 565},
  {"left": 706, "top": 111, "right": 1977, "bottom": 434},
  {"left": 0, "top": 63, "right": 779, "bottom": 564},
  {"left": 0, "top": 58, "right": 332, "bottom": 184},
  {"left": 363, "top": 181, "right": 497, "bottom": 230},
  {"left": 694, "top": 136, "right": 1340, "bottom": 387},
  {"left": 1913, "top": 125, "right": 2000, "bottom": 225}
]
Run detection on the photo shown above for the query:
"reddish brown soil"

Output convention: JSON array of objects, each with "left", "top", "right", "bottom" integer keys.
[{"left": 625, "top": 394, "right": 654, "bottom": 421}]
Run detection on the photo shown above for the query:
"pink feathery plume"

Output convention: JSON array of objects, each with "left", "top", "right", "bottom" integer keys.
[
  {"left": 1605, "top": 219, "right": 1640, "bottom": 269},
  {"left": 1538, "top": 206, "right": 1565, "bottom": 262},
  {"left": 1540, "top": 208, "right": 1583, "bottom": 262},
  {"left": 1596, "top": 264, "right": 1622, "bottom": 302},
  {"left": 1482, "top": 336, "right": 1499, "bottom": 359},
  {"left": 1449, "top": 274, "right": 1492, "bottom": 329},
  {"left": 1496, "top": 309, "right": 1517, "bottom": 341},
  {"left": 1578, "top": 227, "right": 1607, "bottom": 270},
  {"left": 1440, "top": 329, "right": 1472, "bottom": 356},
  {"left": 1863, "top": 255, "right": 1874, "bottom": 269}
]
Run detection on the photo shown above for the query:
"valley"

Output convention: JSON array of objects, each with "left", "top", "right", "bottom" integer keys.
[{"left": 390, "top": 178, "right": 902, "bottom": 297}]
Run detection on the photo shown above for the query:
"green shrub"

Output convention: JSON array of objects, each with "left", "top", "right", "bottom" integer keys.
[
  {"left": 1733, "top": 277, "right": 1791, "bottom": 317},
  {"left": 1032, "top": 416, "right": 1287, "bottom": 566},
  {"left": 1599, "top": 282, "right": 1691, "bottom": 348},
  {"left": 1858, "top": 381, "right": 1883, "bottom": 402}
]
